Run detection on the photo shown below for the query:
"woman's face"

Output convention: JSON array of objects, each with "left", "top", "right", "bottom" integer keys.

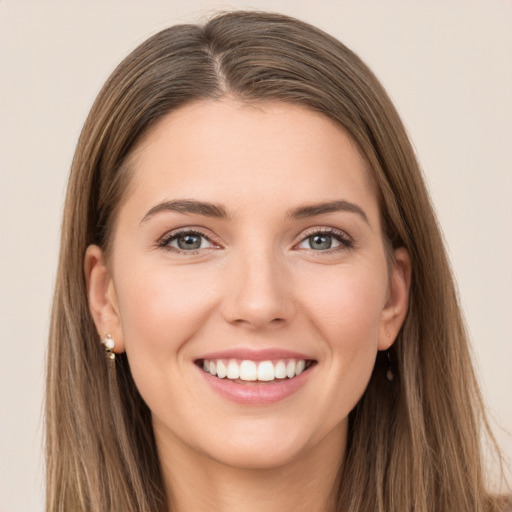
[{"left": 87, "top": 99, "right": 409, "bottom": 470}]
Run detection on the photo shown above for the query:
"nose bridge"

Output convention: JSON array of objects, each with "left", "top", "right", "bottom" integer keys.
[{"left": 222, "top": 239, "right": 293, "bottom": 328}]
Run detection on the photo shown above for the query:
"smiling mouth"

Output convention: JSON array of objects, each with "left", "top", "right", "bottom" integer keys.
[{"left": 195, "top": 358, "right": 317, "bottom": 383}]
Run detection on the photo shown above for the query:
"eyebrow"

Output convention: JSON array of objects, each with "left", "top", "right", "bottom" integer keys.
[
  {"left": 140, "top": 199, "right": 229, "bottom": 223},
  {"left": 140, "top": 198, "right": 369, "bottom": 225},
  {"left": 287, "top": 200, "right": 369, "bottom": 225}
]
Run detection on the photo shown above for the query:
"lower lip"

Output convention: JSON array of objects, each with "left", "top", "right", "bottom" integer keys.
[{"left": 197, "top": 365, "right": 314, "bottom": 405}]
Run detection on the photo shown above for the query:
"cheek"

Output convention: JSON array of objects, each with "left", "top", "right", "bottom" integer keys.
[
  {"left": 114, "top": 260, "right": 219, "bottom": 357},
  {"left": 112, "top": 259, "right": 223, "bottom": 423},
  {"left": 298, "top": 263, "right": 387, "bottom": 394},
  {"left": 300, "top": 263, "right": 386, "bottom": 343}
]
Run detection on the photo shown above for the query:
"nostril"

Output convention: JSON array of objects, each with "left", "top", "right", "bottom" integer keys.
[{"left": 232, "top": 316, "right": 287, "bottom": 330}]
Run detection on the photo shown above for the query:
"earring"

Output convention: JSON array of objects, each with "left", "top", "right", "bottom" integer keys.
[
  {"left": 101, "top": 333, "right": 116, "bottom": 360},
  {"left": 386, "top": 349, "right": 394, "bottom": 382}
]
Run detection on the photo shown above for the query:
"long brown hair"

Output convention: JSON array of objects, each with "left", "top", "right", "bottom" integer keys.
[{"left": 46, "top": 11, "right": 509, "bottom": 511}]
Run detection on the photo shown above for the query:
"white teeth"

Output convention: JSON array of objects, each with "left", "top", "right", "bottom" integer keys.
[
  {"left": 257, "top": 361, "right": 274, "bottom": 381},
  {"left": 295, "top": 359, "right": 306, "bottom": 376},
  {"left": 286, "top": 360, "right": 296, "bottom": 378},
  {"left": 201, "top": 358, "right": 311, "bottom": 381},
  {"left": 275, "top": 360, "right": 287, "bottom": 379},
  {"left": 240, "top": 360, "right": 257, "bottom": 381},
  {"left": 216, "top": 360, "right": 227, "bottom": 379},
  {"left": 226, "top": 359, "right": 240, "bottom": 379}
]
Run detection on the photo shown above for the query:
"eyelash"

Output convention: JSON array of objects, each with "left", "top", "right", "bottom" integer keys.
[
  {"left": 296, "top": 227, "right": 353, "bottom": 253},
  {"left": 156, "top": 227, "right": 353, "bottom": 255},
  {"left": 157, "top": 228, "right": 219, "bottom": 255}
]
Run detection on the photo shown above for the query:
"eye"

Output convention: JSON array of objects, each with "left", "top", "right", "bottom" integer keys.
[
  {"left": 158, "top": 229, "right": 219, "bottom": 253},
  {"left": 296, "top": 229, "right": 352, "bottom": 252}
]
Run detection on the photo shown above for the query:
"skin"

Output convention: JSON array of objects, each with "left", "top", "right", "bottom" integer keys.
[{"left": 86, "top": 99, "right": 410, "bottom": 512}]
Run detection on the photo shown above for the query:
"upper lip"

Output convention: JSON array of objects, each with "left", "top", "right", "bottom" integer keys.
[{"left": 196, "top": 348, "right": 316, "bottom": 362}]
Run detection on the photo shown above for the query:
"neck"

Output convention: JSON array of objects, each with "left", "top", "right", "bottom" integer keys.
[{"left": 156, "top": 423, "right": 346, "bottom": 512}]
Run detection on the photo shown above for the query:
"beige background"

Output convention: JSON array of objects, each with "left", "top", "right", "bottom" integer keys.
[{"left": 1, "top": 1, "right": 511, "bottom": 510}]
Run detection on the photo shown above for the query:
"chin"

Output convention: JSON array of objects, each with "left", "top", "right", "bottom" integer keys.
[
  {"left": 196, "top": 416, "right": 336, "bottom": 471},
  {"left": 205, "top": 438, "right": 307, "bottom": 470}
]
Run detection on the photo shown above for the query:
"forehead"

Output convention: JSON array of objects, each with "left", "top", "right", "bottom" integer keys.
[{"left": 122, "top": 99, "right": 378, "bottom": 220}]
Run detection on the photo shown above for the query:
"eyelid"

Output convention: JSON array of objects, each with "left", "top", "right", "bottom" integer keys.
[
  {"left": 294, "top": 226, "right": 353, "bottom": 251},
  {"left": 156, "top": 227, "right": 222, "bottom": 253}
]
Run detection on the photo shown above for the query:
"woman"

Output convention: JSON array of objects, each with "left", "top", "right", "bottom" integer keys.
[{"left": 46, "top": 11, "right": 509, "bottom": 512}]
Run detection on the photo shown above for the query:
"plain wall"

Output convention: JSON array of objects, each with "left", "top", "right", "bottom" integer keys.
[{"left": 1, "top": 1, "right": 510, "bottom": 510}]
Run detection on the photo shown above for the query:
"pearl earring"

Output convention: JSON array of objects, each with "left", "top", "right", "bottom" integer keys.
[{"left": 101, "top": 333, "right": 115, "bottom": 360}]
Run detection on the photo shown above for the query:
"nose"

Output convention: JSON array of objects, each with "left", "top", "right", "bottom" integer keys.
[{"left": 221, "top": 246, "right": 295, "bottom": 330}]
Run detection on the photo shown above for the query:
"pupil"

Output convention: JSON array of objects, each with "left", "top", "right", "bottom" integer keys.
[
  {"left": 178, "top": 234, "right": 201, "bottom": 250},
  {"left": 310, "top": 234, "right": 331, "bottom": 250}
]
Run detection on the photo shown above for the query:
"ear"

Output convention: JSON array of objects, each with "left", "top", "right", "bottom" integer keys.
[
  {"left": 84, "top": 245, "right": 125, "bottom": 353},
  {"left": 378, "top": 247, "right": 411, "bottom": 351}
]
